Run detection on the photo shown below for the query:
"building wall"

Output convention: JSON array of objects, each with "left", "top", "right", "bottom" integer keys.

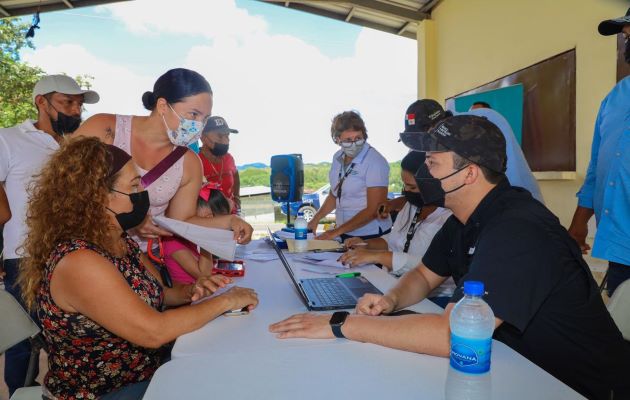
[{"left": 417, "top": 0, "right": 626, "bottom": 227}]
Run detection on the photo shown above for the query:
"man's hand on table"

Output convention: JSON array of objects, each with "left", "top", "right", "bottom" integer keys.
[
  {"left": 269, "top": 313, "right": 335, "bottom": 339},
  {"left": 355, "top": 293, "right": 396, "bottom": 316}
]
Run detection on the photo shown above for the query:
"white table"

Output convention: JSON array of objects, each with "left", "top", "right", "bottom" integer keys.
[{"left": 144, "top": 241, "right": 583, "bottom": 399}]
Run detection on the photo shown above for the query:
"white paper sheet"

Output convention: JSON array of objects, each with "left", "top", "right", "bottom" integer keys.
[
  {"left": 235, "top": 240, "right": 278, "bottom": 262},
  {"left": 153, "top": 216, "right": 237, "bottom": 261},
  {"left": 292, "top": 253, "right": 348, "bottom": 269}
]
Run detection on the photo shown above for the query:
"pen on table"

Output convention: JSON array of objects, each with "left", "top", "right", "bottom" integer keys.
[{"left": 336, "top": 272, "right": 361, "bottom": 278}]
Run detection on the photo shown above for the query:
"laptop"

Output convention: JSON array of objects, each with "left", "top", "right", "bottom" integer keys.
[{"left": 267, "top": 228, "right": 382, "bottom": 310}]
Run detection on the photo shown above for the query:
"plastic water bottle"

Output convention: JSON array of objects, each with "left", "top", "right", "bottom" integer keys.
[
  {"left": 449, "top": 281, "right": 494, "bottom": 374},
  {"left": 294, "top": 212, "right": 308, "bottom": 252}
]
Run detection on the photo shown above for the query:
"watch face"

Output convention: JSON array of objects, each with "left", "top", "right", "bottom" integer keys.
[{"left": 330, "top": 311, "right": 349, "bottom": 325}]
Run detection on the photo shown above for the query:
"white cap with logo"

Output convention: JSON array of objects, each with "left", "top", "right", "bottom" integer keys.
[{"left": 32, "top": 75, "right": 100, "bottom": 104}]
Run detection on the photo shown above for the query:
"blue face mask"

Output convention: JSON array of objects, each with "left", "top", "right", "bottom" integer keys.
[{"left": 162, "top": 104, "right": 204, "bottom": 146}]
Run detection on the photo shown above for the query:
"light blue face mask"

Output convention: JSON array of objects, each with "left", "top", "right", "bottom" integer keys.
[
  {"left": 340, "top": 138, "right": 366, "bottom": 158},
  {"left": 162, "top": 104, "right": 204, "bottom": 146}
]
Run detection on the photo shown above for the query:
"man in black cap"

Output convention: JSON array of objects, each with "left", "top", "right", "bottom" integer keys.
[
  {"left": 569, "top": 7, "right": 630, "bottom": 297},
  {"left": 270, "top": 115, "right": 630, "bottom": 400},
  {"left": 377, "top": 99, "right": 451, "bottom": 219},
  {"left": 198, "top": 116, "right": 241, "bottom": 214}
]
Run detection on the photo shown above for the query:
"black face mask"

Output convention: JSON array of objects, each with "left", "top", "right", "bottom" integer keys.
[
  {"left": 625, "top": 38, "right": 630, "bottom": 64},
  {"left": 414, "top": 163, "right": 468, "bottom": 208},
  {"left": 108, "top": 189, "right": 150, "bottom": 231},
  {"left": 403, "top": 190, "right": 424, "bottom": 209},
  {"left": 210, "top": 143, "right": 229, "bottom": 157},
  {"left": 47, "top": 100, "right": 81, "bottom": 135}
]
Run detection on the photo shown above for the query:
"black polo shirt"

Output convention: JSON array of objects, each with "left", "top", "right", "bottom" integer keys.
[{"left": 423, "top": 179, "right": 630, "bottom": 400}]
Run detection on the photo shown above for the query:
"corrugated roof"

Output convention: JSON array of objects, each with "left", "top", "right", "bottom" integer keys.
[
  {"left": 256, "top": 0, "right": 441, "bottom": 39},
  {"left": 0, "top": 0, "right": 129, "bottom": 18}
]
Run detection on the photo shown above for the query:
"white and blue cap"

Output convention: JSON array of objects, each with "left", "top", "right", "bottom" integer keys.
[{"left": 463, "top": 281, "right": 485, "bottom": 296}]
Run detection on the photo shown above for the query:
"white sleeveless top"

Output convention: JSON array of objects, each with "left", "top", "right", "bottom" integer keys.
[{"left": 114, "top": 115, "right": 184, "bottom": 251}]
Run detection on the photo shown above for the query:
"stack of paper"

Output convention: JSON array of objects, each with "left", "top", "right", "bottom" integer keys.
[
  {"left": 285, "top": 239, "right": 343, "bottom": 253},
  {"left": 292, "top": 252, "right": 348, "bottom": 269},
  {"left": 153, "top": 216, "right": 237, "bottom": 261}
]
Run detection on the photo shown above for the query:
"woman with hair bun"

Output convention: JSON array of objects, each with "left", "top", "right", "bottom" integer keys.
[{"left": 74, "top": 68, "right": 253, "bottom": 257}]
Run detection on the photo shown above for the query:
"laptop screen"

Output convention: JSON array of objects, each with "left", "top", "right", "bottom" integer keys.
[{"left": 267, "top": 227, "right": 309, "bottom": 307}]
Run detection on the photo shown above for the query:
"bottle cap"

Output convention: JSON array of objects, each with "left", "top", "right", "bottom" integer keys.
[{"left": 463, "top": 281, "right": 484, "bottom": 296}]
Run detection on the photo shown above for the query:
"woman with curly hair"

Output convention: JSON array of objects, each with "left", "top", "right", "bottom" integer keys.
[{"left": 18, "top": 137, "right": 258, "bottom": 400}]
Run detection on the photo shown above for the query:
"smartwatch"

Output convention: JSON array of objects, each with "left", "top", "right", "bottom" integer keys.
[{"left": 329, "top": 311, "right": 350, "bottom": 339}]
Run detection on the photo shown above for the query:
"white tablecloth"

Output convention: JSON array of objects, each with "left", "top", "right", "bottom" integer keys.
[{"left": 144, "top": 240, "right": 583, "bottom": 399}]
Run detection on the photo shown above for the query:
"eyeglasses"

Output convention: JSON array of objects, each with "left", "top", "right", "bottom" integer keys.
[{"left": 339, "top": 138, "right": 365, "bottom": 148}]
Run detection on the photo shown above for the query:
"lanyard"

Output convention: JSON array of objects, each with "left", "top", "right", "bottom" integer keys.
[
  {"left": 146, "top": 238, "right": 173, "bottom": 288},
  {"left": 403, "top": 208, "right": 423, "bottom": 253},
  {"left": 334, "top": 162, "right": 355, "bottom": 200}
]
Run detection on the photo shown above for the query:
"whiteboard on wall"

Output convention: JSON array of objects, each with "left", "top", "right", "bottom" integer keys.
[{"left": 451, "top": 84, "right": 524, "bottom": 145}]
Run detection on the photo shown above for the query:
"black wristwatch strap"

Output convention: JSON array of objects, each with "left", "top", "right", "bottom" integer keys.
[{"left": 330, "top": 311, "right": 350, "bottom": 339}]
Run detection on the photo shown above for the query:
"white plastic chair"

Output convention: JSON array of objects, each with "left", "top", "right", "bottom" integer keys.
[
  {"left": 607, "top": 279, "right": 630, "bottom": 341},
  {"left": 0, "top": 290, "right": 43, "bottom": 400}
]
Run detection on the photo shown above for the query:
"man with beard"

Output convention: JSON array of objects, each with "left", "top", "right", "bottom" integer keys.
[
  {"left": 568, "top": 8, "right": 630, "bottom": 296},
  {"left": 0, "top": 75, "right": 99, "bottom": 396}
]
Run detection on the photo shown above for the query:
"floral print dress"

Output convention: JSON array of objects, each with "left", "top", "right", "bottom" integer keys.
[{"left": 37, "top": 237, "right": 164, "bottom": 399}]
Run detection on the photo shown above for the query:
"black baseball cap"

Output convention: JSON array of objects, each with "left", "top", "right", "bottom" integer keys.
[
  {"left": 403, "top": 115, "right": 507, "bottom": 174},
  {"left": 399, "top": 99, "right": 450, "bottom": 145},
  {"left": 203, "top": 116, "right": 239, "bottom": 134},
  {"left": 402, "top": 99, "right": 447, "bottom": 133},
  {"left": 598, "top": 7, "right": 630, "bottom": 36}
]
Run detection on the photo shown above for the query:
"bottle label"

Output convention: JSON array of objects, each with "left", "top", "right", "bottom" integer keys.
[
  {"left": 450, "top": 334, "right": 491, "bottom": 374},
  {"left": 295, "top": 228, "right": 307, "bottom": 240}
]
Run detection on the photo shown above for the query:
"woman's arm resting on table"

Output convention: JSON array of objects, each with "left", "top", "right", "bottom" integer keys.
[
  {"left": 140, "top": 253, "right": 229, "bottom": 307},
  {"left": 51, "top": 249, "right": 257, "bottom": 348},
  {"left": 338, "top": 249, "right": 393, "bottom": 270}
]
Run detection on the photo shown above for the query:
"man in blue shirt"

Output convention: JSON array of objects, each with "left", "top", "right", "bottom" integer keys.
[{"left": 569, "top": 8, "right": 630, "bottom": 296}]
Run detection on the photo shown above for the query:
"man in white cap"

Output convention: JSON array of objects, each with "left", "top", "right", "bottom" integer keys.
[{"left": 0, "top": 74, "right": 99, "bottom": 396}]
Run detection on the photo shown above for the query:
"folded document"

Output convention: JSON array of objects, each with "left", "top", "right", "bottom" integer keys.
[{"left": 153, "top": 216, "right": 236, "bottom": 261}]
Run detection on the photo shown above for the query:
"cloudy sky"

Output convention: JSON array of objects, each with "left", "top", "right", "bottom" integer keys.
[{"left": 21, "top": 0, "right": 417, "bottom": 165}]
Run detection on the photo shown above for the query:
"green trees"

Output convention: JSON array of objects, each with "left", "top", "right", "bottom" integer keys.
[
  {"left": 0, "top": 18, "right": 94, "bottom": 128},
  {"left": 239, "top": 161, "right": 403, "bottom": 193},
  {"left": 0, "top": 18, "right": 44, "bottom": 128}
]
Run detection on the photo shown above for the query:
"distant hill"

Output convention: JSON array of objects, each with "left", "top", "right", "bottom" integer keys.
[
  {"left": 239, "top": 161, "right": 402, "bottom": 192},
  {"left": 237, "top": 162, "right": 267, "bottom": 171}
]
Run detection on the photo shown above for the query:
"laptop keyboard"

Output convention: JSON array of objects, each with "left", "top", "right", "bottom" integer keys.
[{"left": 307, "top": 279, "right": 355, "bottom": 306}]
